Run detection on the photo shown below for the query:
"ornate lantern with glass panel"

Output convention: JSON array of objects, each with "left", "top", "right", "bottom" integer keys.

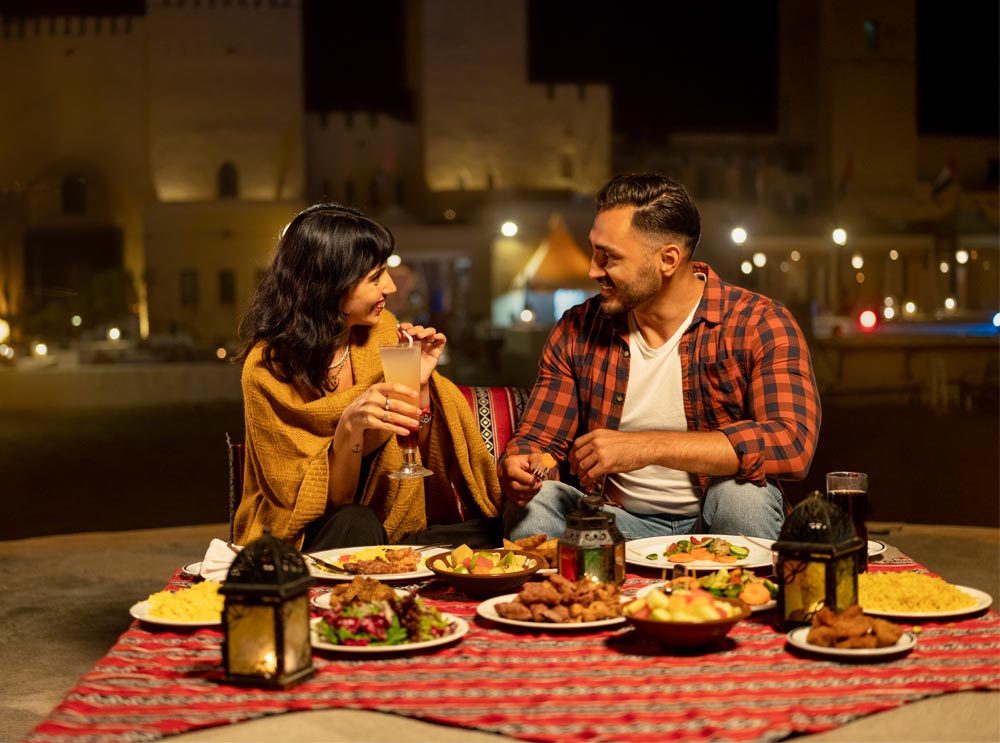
[
  {"left": 773, "top": 491, "right": 863, "bottom": 630},
  {"left": 220, "top": 532, "right": 315, "bottom": 688}
]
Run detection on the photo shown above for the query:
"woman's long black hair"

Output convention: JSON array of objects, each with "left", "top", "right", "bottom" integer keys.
[{"left": 234, "top": 203, "right": 395, "bottom": 397}]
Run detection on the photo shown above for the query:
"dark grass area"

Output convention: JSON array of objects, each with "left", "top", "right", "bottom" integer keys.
[{"left": 1, "top": 400, "right": 996, "bottom": 541}]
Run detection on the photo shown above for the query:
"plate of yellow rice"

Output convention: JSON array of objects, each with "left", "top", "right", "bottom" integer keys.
[
  {"left": 129, "top": 580, "right": 224, "bottom": 627},
  {"left": 859, "top": 572, "right": 992, "bottom": 619}
]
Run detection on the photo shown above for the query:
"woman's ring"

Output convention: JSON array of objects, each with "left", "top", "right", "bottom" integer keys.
[
  {"left": 382, "top": 410, "right": 390, "bottom": 423},
  {"left": 383, "top": 396, "right": 391, "bottom": 411}
]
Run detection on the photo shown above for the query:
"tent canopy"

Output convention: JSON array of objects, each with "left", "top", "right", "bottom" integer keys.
[{"left": 511, "top": 215, "right": 594, "bottom": 292}]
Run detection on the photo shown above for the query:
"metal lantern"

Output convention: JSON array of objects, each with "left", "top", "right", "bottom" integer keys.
[
  {"left": 219, "top": 532, "right": 316, "bottom": 688},
  {"left": 773, "top": 491, "right": 864, "bottom": 630},
  {"left": 557, "top": 484, "right": 626, "bottom": 586}
]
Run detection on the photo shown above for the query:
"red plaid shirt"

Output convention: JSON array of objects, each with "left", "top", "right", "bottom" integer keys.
[{"left": 504, "top": 262, "right": 821, "bottom": 491}]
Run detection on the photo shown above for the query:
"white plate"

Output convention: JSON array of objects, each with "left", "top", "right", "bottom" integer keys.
[
  {"left": 129, "top": 600, "right": 221, "bottom": 628},
  {"left": 635, "top": 581, "right": 776, "bottom": 614},
  {"left": 868, "top": 540, "right": 887, "bottom": 558},
  {"left": 181, "top": 561, "right": 203, "bottom": 578},
  {"left": 311, "top": 588, "right": 410, "bottom": 610},
  {"left": 477, "top": 593, "right": 627, "bottom": 630},
  {"left": 863, "top": 585, "right": 993, "bottom": 620},
  {"left": 626, "top": 535, "right": 773, "bottom": 572},
  {"left": 306, "top": 546, "right": 450, "bottom": 582},
  {"left": 309, "top": 614, "right": 468, "bottom": 653},
  {"left": 786, "top": 626, "right": 916, "bottom": 658}
]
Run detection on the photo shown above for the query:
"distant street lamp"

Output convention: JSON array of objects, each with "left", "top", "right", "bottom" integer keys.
[
  {"left": 730, "top": 226, "right": 747, "bottom": 245},
  {"left": 501, "top": 221, "right": 518, "bottom": 237},
  {"left": 752, "top": 252, "right": 767, "bottom": 268},
  {"left": 832, "top": 228, "right": 848, "bottom": 246}
]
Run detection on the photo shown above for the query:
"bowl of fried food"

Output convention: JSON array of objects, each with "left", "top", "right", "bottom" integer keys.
[
  {"left": 426, "top": 545, "right": 542, "bottom": 599},
  {"left": 623, "top": 585, "right": 749, "bottom": 648}
]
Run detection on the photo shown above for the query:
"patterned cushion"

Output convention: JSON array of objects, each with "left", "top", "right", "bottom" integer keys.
[{"left": 457, "top": 385, "right": 531, "bottom": 465}]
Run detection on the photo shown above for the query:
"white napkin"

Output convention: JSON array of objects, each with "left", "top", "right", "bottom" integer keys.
[{"left": 199, "top": 539, "right": 243, "bottom": 582}]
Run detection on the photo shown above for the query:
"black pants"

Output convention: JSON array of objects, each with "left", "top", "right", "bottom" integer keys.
[
  {"left": 303, "top": 508, "right": 503, "bottom": 551},
  {"left": 301, "top": 504, "right": 388, "bottom": 551}
]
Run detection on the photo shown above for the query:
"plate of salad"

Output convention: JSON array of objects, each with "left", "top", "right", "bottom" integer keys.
[
  {"left": 626, "top": 535, "right": 773, "bottom": 572},
  {"left": 310, "top": 592, "right": 468, "bottom": 654}
]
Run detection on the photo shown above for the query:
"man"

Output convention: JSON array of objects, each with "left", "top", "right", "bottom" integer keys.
[{"left": 498, "top": 173, "right": 820, "bottom": 541}]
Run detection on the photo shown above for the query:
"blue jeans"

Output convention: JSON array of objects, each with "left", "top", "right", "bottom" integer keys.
[{"left": 503, "top": 478, "right": 785, "bottom": 541}]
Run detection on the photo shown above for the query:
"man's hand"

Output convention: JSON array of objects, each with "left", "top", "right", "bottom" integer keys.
[
  {"left": 569, "top": 429, "right": 645, "bottom": 489},
  {"left": 498, "top": 454, "right": 544, "bottom": 507}
]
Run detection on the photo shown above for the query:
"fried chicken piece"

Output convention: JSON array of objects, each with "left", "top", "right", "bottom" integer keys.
[
  {"left": 806, "top": 604, "right": 905, "bottom": 649},
  {"left": 529, "top": 602, "right": 550, "bottom": 622},
  {"left": 540, "top": 605, "right": 571, "bottom": 623},
  {"left": 495, "top": 599, "right": 534, "bottom": 621},
  {"left": 805, "top": 625, "right": 840, "bottom": 647},
  {"left": 872, "top": 617, "right": 905, "bottom": 646},
  {"left": 547, "top": 573, "right": 575, "bottom": 598},
  {"left": 828, "top": 604, "right": 873, "bottom": 638},
  {"left": 518, "top": 580, "right": 563, "bottom": 605},
  {"left": 837, "top": 633, "right": 878, "bottom": 649},
  {"left": 329, "top": 576, "right": 395, "bottom": 604}
]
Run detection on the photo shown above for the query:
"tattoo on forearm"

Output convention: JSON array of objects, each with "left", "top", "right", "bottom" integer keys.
[{"left": 352, "top": 443, "right": 361, "bottom": 454}]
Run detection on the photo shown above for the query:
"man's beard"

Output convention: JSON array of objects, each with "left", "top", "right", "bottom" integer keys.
[{"left": 597, "top": 273, "right": 659, "bottom": 316}]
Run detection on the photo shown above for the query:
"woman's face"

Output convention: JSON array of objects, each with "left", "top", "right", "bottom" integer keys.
[{"left": 340, "top": 262, "right": 396, "bottom": 327}]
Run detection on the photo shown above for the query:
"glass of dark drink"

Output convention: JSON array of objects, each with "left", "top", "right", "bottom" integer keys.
[{"left": 825, "top": 471, "right": 869, "bottom": 572}]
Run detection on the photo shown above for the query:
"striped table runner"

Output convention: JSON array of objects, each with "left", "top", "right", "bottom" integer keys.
[{"left": 27, "top": 556, "right": 1000, "bottom": 743}]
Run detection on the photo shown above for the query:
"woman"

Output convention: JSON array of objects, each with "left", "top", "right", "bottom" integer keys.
[{"left": 232, "top": 203, "right": 501, "bottom": 550}]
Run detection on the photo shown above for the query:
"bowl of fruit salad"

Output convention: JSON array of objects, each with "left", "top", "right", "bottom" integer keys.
[
  {"left": 426, "top": 545, "right": 542, "bottom": 599},
  {"left": 623, "top": 585, "right": 750, "bottom": 648}
]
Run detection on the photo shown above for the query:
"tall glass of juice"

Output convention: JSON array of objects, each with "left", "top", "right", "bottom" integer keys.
[{"left": 378, "top": 342, "right": 432, "bottom": 480}]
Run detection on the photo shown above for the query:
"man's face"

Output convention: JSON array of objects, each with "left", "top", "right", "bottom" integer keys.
[{"left": 588, "top": 207, "right": 661, "bottom": 315}]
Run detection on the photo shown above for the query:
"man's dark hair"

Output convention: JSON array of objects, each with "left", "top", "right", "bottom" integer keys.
[{"left": 596, "top": 173, "right": 701, "bottom": 254}]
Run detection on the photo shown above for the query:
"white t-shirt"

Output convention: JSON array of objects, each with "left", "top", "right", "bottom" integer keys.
[{"left": 607, "top": 302, "right": 701, "bottom": 515}]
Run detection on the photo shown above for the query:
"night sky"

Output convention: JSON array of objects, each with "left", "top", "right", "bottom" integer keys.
[
  {"left": 303, "top": 0, "right": 997, "bottom": 139},
  {"left": 1, "top": 0, "right": 997, "bottom": 138}
]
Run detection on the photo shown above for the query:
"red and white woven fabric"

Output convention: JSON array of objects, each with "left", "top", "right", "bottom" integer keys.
[{"left": 27, "top": 557, "right": 1000, "bottom": 743}]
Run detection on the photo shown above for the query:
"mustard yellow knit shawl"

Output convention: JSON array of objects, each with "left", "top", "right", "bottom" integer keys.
[{"left": 234, "top": 313, "right": 500, "bottom": 547}]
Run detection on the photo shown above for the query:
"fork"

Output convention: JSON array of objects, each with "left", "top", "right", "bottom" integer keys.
[
  {"left": 739, "top": 533, "right": 775, "bottom": 551},
  {"left": 304, "top": 553, "right": 347, "bottom": 573},
  {"left": 529, "top": 455, "right": 552, "bottom": 481},
  {"left": 411, "top": 543, "right": 452, "bottom": 553}
]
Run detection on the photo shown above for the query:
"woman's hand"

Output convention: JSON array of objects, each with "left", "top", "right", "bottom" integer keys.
[
  {"left": 396, "top": 323, "right": 446, "bottom": 387},
  {"left": 338, "top": 382, "right": 420, "bottom": 439}
]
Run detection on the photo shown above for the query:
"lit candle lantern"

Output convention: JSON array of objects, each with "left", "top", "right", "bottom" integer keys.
[
  {"left": 773, "top": 491, "right": 863, "bottom": 630},
  {"left": 220, "top": 532, "right": 316, "bottom": 688}
]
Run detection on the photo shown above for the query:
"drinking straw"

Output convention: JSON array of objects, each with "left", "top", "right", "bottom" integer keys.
[{"left": 398, "top": 326, "right": 414, "bottom": 346}]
